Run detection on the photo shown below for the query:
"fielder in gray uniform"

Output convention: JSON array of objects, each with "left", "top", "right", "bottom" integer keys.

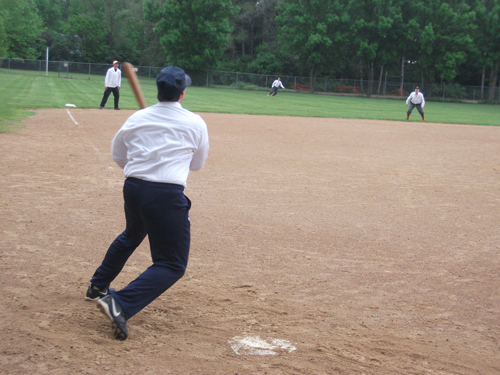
[
  {"left": 406, "top": 86, "right": 425, "bottom": 121},
  {"left": 268, "top": 77, "right": 285, "bottom": 97}
]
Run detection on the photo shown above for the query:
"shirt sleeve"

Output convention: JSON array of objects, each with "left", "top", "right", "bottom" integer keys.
[
  {"left": 406, "top": 93, "right": 413, "bottom": 105},
  {"left": 104, "top": 68, "right": 111, "bottom": 87},
  {"left": 421, "top": 94, "right": 425, "bottom": 107},
  {"left": 111, "top": 128, "right": 128, "bottom": 169},
  {"left": 118, "top": 69, "right": 121, "bottom": 88},
  {"left": 190, "top": 121, "right": 209, "bottom": 171}
]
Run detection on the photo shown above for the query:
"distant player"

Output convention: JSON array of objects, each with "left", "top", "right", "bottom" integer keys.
[
  {"left": 268, "top": 77, "right": 285, "bottom": 97},
  {"left": 99, "top": 60, "right": 122, "bottom": 110},
  {"left": 406, "top": 86, "right": 425, "bottom": 121}
]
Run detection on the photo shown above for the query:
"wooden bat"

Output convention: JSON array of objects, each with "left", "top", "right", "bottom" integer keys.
[{"left": 122, "top": 62, "right": 147, "bottom": 109}]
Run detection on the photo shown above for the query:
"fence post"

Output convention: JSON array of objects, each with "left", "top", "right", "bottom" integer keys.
[
  {"left": 383, "top": 71, "right": 387, "bottom": 96},
  {"left": 235, "top": 72, "right": 238, "bottom": 89},
  {"left": 443, "top": 85, "right": 445, "bottom": 102},
  {"left": 400, "top": 55, "right": 405, "bottom": 96},
  {"left": 207, "top": 71, "right": 209, "bottom": 88},
  {"left": 294, "top": 76, "right": 297, "bottom": 92},
  {"left": 88, "top": 63, "right": 91, "bottom": 80}
]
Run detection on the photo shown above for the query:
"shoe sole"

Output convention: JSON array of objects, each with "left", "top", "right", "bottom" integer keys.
[
  {"left": 85, "top": 287, "right": 113, "bottom": 301},
  {"left": 97, "top": 300, "right": 127, "bottom": 340},
  {"left": 85, "top": 291, "right": 109, "bottom": 301},
  {"left": 85, "top": 296, "right": 102, "bottom": 301}
]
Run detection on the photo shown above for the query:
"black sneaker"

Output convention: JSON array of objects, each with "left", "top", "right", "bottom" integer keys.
[
  {"left": 85, "top": 284, "right": 111, "bottom": 301},
  {"left": 99, "top": 106, "right": 103, "bottom": 109},
  {"left": 97, "top": 295, "right": 128, "bottom": 340},
  {"left": 115, "top": 107, "right": 121, "bottom": 110}
]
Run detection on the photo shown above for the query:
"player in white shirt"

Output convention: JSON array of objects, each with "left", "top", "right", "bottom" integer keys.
[
  {"left": 406, "top": 86, "right": 425, "bottom": 121},
  {"left": 268, "top": 77, "right": 285, "bottom": 97},
  {"left": 87, "top": 66, "right": 209, "bottom": 340},
  {"left": 99, "top": 60, "right": 122, "bottom": 110}
]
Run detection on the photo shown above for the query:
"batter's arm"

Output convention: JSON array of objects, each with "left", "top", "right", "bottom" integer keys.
[
  {"left": 111, "top": 131, "right": 128, "bottom": 169},
  {"left": 190, "top": 123, "right": 209, "bottom": 171}
]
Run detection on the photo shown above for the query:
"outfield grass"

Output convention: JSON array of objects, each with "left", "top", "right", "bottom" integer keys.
[{"left": 1, "top": 71, "right": 499, "bottom": 132}]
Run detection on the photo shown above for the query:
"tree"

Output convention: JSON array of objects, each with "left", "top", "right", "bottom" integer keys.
[
  {"left": 112, "top": 0, "right": 149, "bottom": 64},
  {"left": 229, "top": 0, "right": 280, "bottom": 58},
  {"left": 144, "top": 0, "right": 235, "bottom": 70},
  {"left": 220, "top": 0, "right": 284, "bottom": 74},
  {"left": 410, "top": 0, "right": 475, "bottom": 97},
  {"left": 276, "top": 0, "right": 348, "bottom": 92},
  {"left": 139, "top": 18, "right": 167, "bottom": 66},
  {"left": 467, "top": 0, "right": 500, "bottom": 100},
  {"left": 0, "top": 13, "right": 8, "bottom": 57},
  {"left": 0, "top": 0, "right": 44, "bottom": 59},
  {"left": 64, "top": 0, "right": 146, "bottom": 63},
  {"left": 230, "top": 0, "right": 255, "bottom": 58},
  {"left": 65, "top": 14, "right": 108, "bottom": 62},
  {"left": 347, "top": 0, "right": 402, "bottom": 97},
  {"left": 32, "top": 0, "right": 77, "bottom": 61},
  {"left": 34, "top": 0, "right": 65, "bottom": 32}
]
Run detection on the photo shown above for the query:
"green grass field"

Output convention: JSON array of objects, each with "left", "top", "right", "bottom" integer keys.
[{"left": 1, "top": 71, "right": 499, "bottom": 132}]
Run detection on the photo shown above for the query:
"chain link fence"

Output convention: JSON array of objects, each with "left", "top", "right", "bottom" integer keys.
[{"left": 1, "top": 57, "right": 499, "bottom": 103}]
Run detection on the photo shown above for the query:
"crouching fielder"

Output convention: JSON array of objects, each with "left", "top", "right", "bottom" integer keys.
[
  {"left": 406, "top": 86, "right": 425, "bottom": 121},
  {"left": 268, "top": 77, "right": 285, "bottom": 97}
]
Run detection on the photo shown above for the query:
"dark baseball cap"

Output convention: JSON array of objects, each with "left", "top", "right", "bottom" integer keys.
[{"left": 156, "top": 67, "right": 191, "bottom": 99}]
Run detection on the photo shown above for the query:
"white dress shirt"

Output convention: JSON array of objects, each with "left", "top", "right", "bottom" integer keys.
[
  {"left": 105, "top": 67, "right": 122, "bottom": 88},
  {"left": 272, "top": 79, "right": 285, "bottom": 89},
  {"left": 111, "top": 102, "right": 209, "bottom": 187},
  {"left": 406, "top": 91, "right": 425, "bottom": 107}
]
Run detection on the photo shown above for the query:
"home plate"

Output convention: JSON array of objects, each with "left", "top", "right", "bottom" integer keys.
[
  {"left": 65, "top": 103, "right": 76, "bottom": 108},
  {"left": 229, "top": 335, "right": 296, "bottom": 356}
]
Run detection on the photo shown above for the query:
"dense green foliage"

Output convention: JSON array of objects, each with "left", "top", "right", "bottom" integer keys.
[
  {"left": 1, "top": 0, "right": 499, "bottom": 99},
  {"left": 1, "top": 0, "right": 44, "bottom": 59},
  {"left": 144, "top": 0, "right": 235, "bottom": 70}
]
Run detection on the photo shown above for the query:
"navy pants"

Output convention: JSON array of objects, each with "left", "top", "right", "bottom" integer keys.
[
  {"left": 100, "top": 87, "right": 120, "bottom": 109},
  {"left": 90, "top": 177, "right": 191, "bottom": 320}
]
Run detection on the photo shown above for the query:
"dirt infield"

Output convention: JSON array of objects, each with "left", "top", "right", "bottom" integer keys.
[{"left": 1, "top": 109, "right": 499, "bottom": 374}]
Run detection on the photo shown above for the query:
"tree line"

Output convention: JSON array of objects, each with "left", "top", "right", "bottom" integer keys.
[{"left": 1, "top": 0, "right": 499, "bottom": 99}]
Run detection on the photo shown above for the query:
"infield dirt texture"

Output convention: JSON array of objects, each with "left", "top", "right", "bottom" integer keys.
[{"left": 1, "top": 109, "right": 499, "bottom": 374}]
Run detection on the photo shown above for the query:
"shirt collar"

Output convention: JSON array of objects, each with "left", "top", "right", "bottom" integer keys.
[{"left": 157, "top": 101, "right": 182, "bottom": 108}]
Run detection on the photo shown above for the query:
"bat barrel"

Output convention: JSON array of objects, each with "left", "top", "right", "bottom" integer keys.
[{"left": 122, "top": 62, "right": 147, "bottom": 109}]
